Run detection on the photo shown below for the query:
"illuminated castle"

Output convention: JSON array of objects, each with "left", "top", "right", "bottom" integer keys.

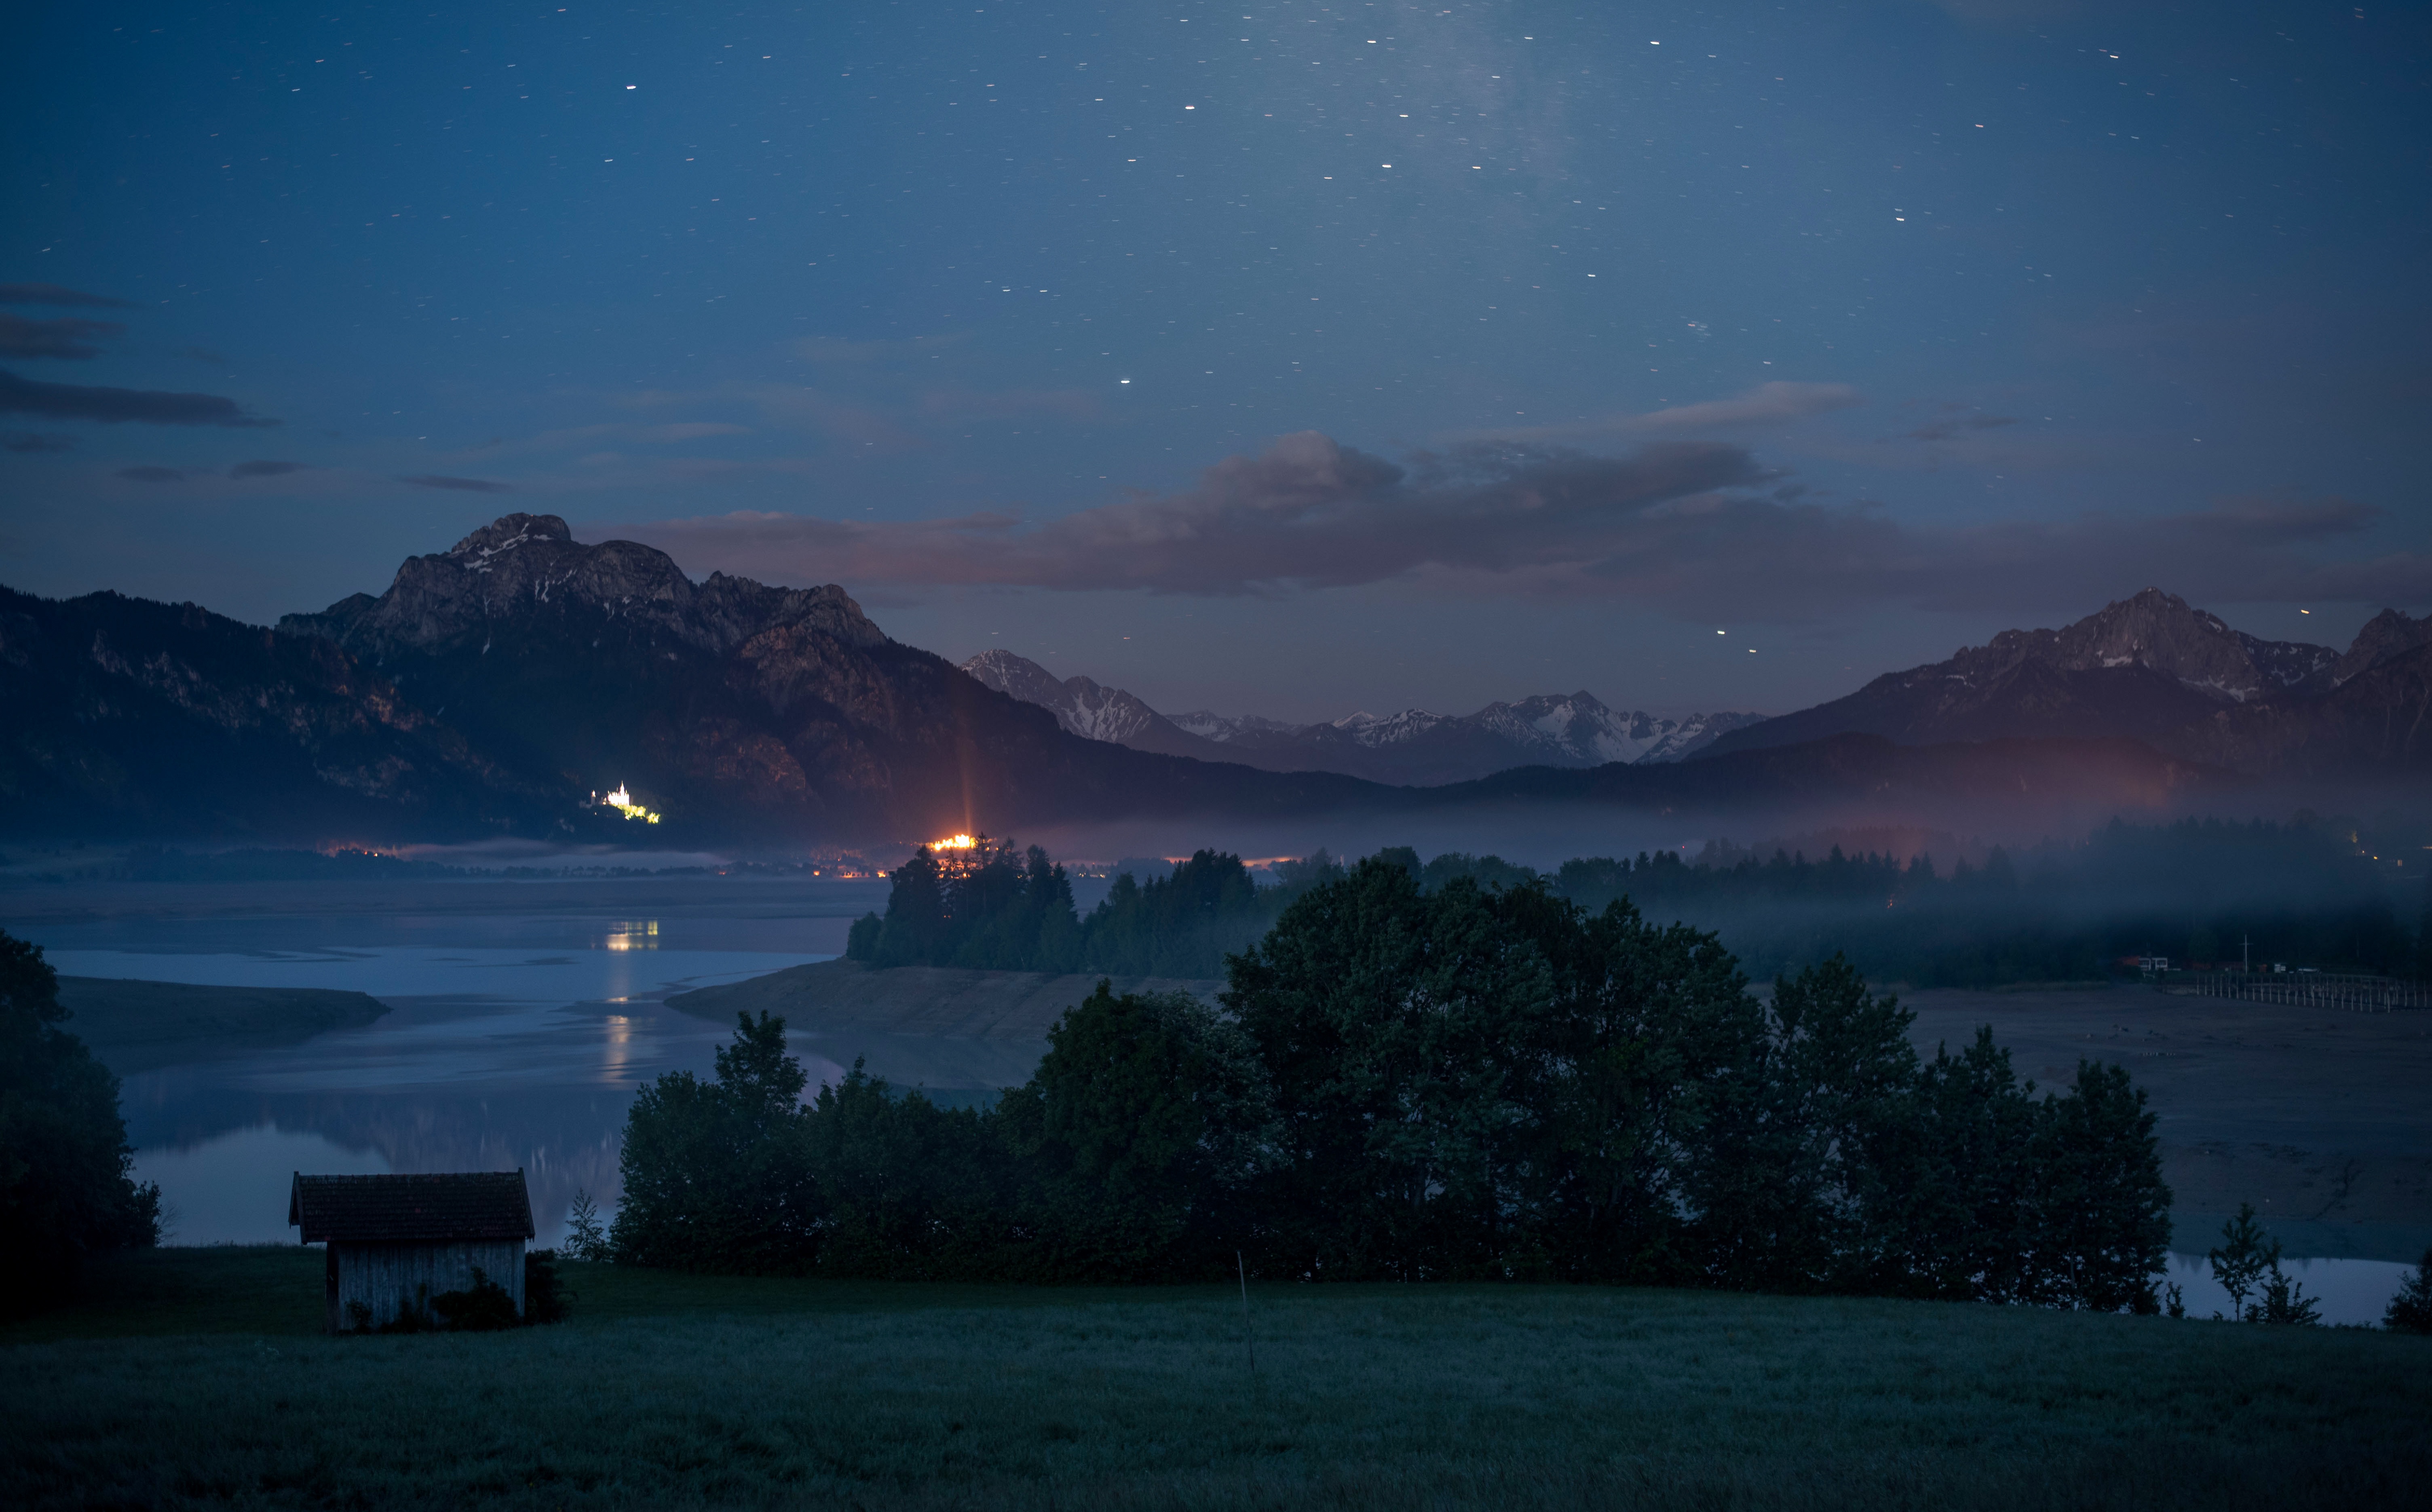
[{"left": 597, "top": 783, "right": 662, "bottom": 824}]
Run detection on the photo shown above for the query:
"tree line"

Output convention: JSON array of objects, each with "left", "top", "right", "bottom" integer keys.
[
  {"left": 844, "top": 842, "right": 1334, "bottom": 978},
  {"left": 842, "top": 818, "right": 2423, "bottom": 988},
  {"left": 620, "top": 858, "right": 2173, "bottom": 1307}
]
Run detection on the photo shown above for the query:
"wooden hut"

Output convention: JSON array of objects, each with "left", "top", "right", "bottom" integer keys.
[{"left": 290, "top": 1170, "right": 536, "bottom": 1333}]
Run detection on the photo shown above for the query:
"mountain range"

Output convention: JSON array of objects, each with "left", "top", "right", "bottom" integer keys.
[
  {"left": 2, "top": 514, "right": 2421, "bottom": 849},
  {"left": 1, "top": 514, "right": 1370, "bottom": 844},
  {"left": 1701, "top": 589, "right": 2432, "bottom": 777},
  {"left": 958, "top": 648, "right": 1762, "bottom": 786}
]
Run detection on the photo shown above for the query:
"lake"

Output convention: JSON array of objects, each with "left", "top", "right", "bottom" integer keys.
[
  {"left": 5, "top": 878, "right": 2421, "bottom": 1326},
  {"left": 10, "top": 878, "right": 1044, "bottom": 1249}
]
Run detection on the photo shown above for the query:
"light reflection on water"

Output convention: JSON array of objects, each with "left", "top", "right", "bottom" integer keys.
[{"left": 57, "top": 940, "right": 837, "bottom": 1247}]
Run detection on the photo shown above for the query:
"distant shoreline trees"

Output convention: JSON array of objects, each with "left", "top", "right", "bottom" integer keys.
[
  {"left": 622, "top": 859, "right": 2173, "bottom": 1309},
  {"left": 845, "top": 843, "right": 1338, "bottom": 979},
  {"left": 842, "top": 819, "right": 2417, "bottom": 988}
]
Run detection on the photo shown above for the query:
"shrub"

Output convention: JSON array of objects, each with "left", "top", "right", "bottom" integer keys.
[
  {"left": 430, "top": 1267, "right": 521, "bottom": 1331},
  {"left": 2382, "top": 1248, "right": 2432, "bottom": 1335},
  {"left": 522, "top": 1249, "right": 569, "bottom": 1324}
]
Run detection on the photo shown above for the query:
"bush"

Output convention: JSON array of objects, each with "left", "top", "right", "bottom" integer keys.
[
  {"left": 522, "top": 1248, "right": 568, "bottom": 1324},
  {"left": 430, "top": 1267, "right": 521, "bottom": 1331}
]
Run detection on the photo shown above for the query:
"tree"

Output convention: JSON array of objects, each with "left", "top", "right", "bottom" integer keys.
[
  {"left": 0, "top": 929, "right": 160, "bottom": 1298},
  {"left": 610, "top": 1012, "right": 821, "bottom": 1272},
  {"left": 2207, "top": 1204, "right": 2278, "bottom": 1318},
  {"left": 868, "top": 849, "right": 951, "bottom": 966},
  {"left": 1082, "top": 849, "right": 1269, "bottom": 977},
  {"left": 1515, "top": 891, "right": 1765, "bottom": 1287},
  {"left": 799, "top": 1063, "right": 1011, "bottom": 1279},
  {"left": 2025, "top": 1062, "right": 2172, "bottom": 1312},
  {"left": 2202, "top": 1202, "right": 2320, "bottom": 1325},
  {"left": 1226, "top": 861, "right": 1559, "bottom": 1280},
  {"left": 560, "top": 1189, "right": 608, "bottom": 1261},
  {"left": 2248, "top": 1265, "right": 2322, "bottom": 1326},
  {"left": 1693, "top": 955, "right": 1919, "bottom": 1293},
  {"left": 1860, "top": 1029, "right": 2040, "bottom": 1303},
  {"left": 996, "top": 982, "right": 1276, "bottom": 1279},
  {"left": 2384, "top": 1248, "right": 2432, "bottom": 1334}
]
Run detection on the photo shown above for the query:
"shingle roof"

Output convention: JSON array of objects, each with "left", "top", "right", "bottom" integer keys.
[{"left": 289, "top": 1171, "right": 535, "bottom": 1244}]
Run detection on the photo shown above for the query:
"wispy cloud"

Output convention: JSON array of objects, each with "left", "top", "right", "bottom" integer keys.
[
  {"left": 0, "top": 283, "right": 132, "bottom": 309},
  {"left": 399, "top": 473, "right": 513, "bottom": 493},
  {"left": 0, "top": 369, "right": 276, "bottom": 427},
  {"left": 1459, "top": 381, "right": 1863, "bottom": 444},
  {"left": 0, "top": 313, "right": 124, "bottom": 360},
  {"left": 229, "top": 459, "right": 305, "bottom": 479}
]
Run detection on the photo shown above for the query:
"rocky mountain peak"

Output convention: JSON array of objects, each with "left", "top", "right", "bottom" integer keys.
[
  {"left": 1962, "top": 586, "right": 2332, "bottom": 703},
  {"left": 280, "top": 513, "right": 885, "bottom": 659},
  {"left": 2332, "top": 608, "right": 2432, "bottom": 687},
  {"left": 448, "top": 513, "right": 572, "bottom": 559}
]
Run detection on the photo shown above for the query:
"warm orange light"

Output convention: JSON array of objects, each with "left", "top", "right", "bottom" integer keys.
[{"left": 931, "top": 833, "right": 979, "bottom": 851}]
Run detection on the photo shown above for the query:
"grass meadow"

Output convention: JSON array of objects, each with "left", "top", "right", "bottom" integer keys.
[{"left": 4, "top": 1248, "right": 2426, "bottom": 1511}]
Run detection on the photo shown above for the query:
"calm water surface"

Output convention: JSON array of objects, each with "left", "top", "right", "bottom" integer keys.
[
  {"left": 12, "top": 889, "right": 2423, "bottom": 1323},
  {"left": 22, "top": 895, "right": 896, "bottom": 1246}
]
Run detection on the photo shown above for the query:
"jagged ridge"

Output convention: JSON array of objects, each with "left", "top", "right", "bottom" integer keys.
[
  {"left": 1703, "top": 588, "right": 2430, "bottom": 775},
  {"left": 963, "top": 649, "right": 1762, "bottom": 785}
]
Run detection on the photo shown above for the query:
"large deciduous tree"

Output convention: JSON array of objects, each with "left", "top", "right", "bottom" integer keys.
[{"left": 0, "top": 929, "right": 160, "bottom": 1297}]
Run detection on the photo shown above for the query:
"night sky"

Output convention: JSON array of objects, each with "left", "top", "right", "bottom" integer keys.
[{"left": 5, "top": 1, "right": 2427, "bottom": 723}]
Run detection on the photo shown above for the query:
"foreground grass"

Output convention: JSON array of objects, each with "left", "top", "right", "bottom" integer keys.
[{"left": 4, "top": 1250, "right": 2426, "bottom": 1511}]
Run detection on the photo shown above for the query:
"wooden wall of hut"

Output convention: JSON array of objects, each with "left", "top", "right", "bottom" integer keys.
[{"left": 329, "top": 1239, "right": 527, "bottom": 1330}]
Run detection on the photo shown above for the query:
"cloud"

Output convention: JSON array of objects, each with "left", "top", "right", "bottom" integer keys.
[
  {"left": 0, "top": 283, "right": 132, "bottom": 308},
  {"left": 1905, "top": 413, "right": 2019, "bottom": 442},
  {"left": 0, "top": 369, "right": 276, "bottom": 427},
  {"left": 612, "top": 431, "right": 2432, "bottom": 622},
  {"left": 3, "top": 432, "right": 72, "bottom": 453},
  {"left": 179, "top": 346, "right": 230, "bottom": 365},
  {"left": 399, "top": 473, "right": 513, "bottom": 492},
  {"left": 619, "top": 432, "right": 1767, "bottom": 597},
  {"left": 0, "top": 313, "right": 124, "bottom": 360},
  {"left": 1626, "top": 382, "right": 1866, "bottom": 432},
  {"left": 1459, "top": 381, "right": 1864, "bottom": 444},
  {"left": 228, "top": 458, "right": 304, "bottom": 479},
  {"left": 116, "top": 465, "right": 183, "bottom": 483}
]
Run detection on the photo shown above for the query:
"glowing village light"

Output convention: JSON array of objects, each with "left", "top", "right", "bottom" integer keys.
[{"left": 931, "top": 833, "right": 979, "bottom": 851}]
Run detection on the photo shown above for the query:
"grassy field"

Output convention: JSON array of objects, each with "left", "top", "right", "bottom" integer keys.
[{"left": 4, "top": 1248, "right": 2426, "bottom": 1511}]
